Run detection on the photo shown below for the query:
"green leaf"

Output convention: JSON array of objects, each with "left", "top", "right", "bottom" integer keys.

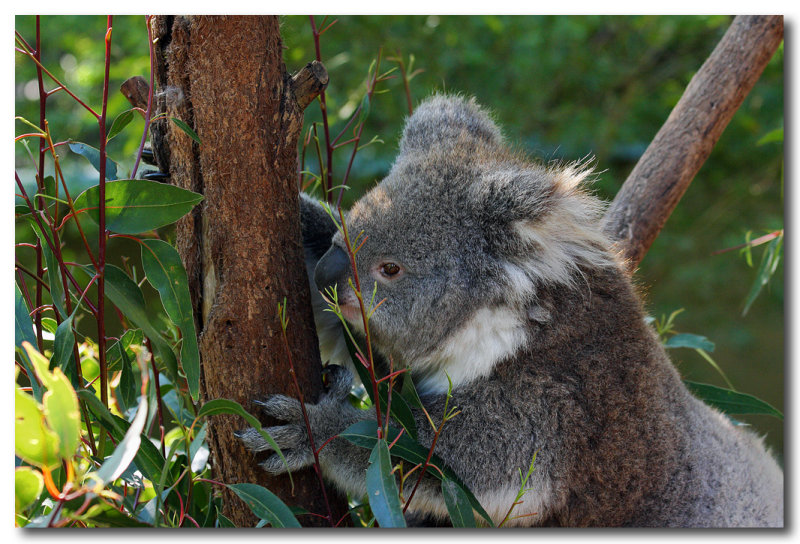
[
  {"left": 141, "top": 239, "right": 200, "bottom": 401},
  {"left": 79, "top": 390, "right": 167, "bottom": 484},
  {"left": 41, "top": 317, "right": 58, "bottom": 335},
  {"left": 195, "top": 399, "right": 289, "bottom": 475},
  {"left": 91, "top": 392, "right": 148, "bottom": 486},
  {"left": 743, "top": 234, "right": 783, "bottom": 316},
  {"left": 665, "top": 333, "right": 715, "bottom": 352},
  {"left": 225, "top": 483, "right": 300, "bottom": 528},
  {"left": 106, "top": 329, "right": 143, "bottom": 371},
  {"left": 15, "top": 467, "right": 44, "bottom": 513},
  {"left": 15, "top": 284, "right": 42, "bottom": 401},
  {"left": 40, "top": 366, "right": 82, "bottom": 461},
  {"left": 52, "top": 311, "right": 78, "bottom": 386},
  {"left": 107, "top": 109, "right": 135, "bottom": 142},
  {"left": 15, "top": 383, "right": 60, "bottom": 469},
  {"left": 27, "top": 219, "right": 67, "bottom": 319},
  {"left": 73, "top": 179, "right": 203, "bottom": 234},
  {"left": 340, "top": 420, "right": 494, "bottom": 526},
  {"left": 366, "top": 439, "right": 406, "bottom": 527},
  {"left": 80, "top": 503, "right": 152, "bottom": 527},
  {"left": 757, "top": 127, "right": 783, "bottom": 146},
  {"left": 441, "top": 478, "right": 477, "bottom": 527},
  {"left": 81, "top": 264, "right": 179, "bottom": 384},
  {"left": 171, "top": 117, "right": 201, "bottom": 145},
  {"left": 117, "top": 343, "right": 138, "bottom": 414},
  {"left": 684, "top": 381, "right": 783, "bottom": 419},
  {"left": 68, "top": 141, "right": 119, "bottom": 180}
]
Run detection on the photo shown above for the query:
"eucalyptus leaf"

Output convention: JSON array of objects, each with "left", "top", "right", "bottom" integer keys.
[
  {"left": 141, "top": 239, "right": 200, "bottom": 400},
  {"left": 92, "top": 392, "right": 148, "bottom": 486},
  {"left": 366, "top": 439, "right": 406, "bottom": 527},
  {"left": 196, "top": 399, "right": 288, "bottom": 475},
  {"left": 68, "top": 141, "right": 119, "bottom": 180},
  {"left": 107, "top": 109, "right": 135, "bottom": 142},
  {"left": 40, "top": 366, "right": 82, "bottom": 461},
  {"left": 15, "top": 383, "right": 60, "bottom": 469},
  {"left": 79, "top": 390, "right": 167, "bottom": 484},
  {"left": 225, "top": 483, "right": 300, "bottom": 528},
  {"left": 442, "top": 478, "right": 477, "bottom": 527},
  {"left": 171, "top": 117, "right": 201, "bottom": 145},
  {"left": 665, "top": 333, "right": 715, "bottom": 352},
  {"left": 14, "top": 284, "right": 42, "bottom": 401},
  {"left": 73, "top": 179, "right": 203, "bottom": 234},
  {"left": 685, "top": 381, "right": 783, "bottom": 419},
  {"left": 15, "top": 467, "right": 44, "bottom": 513},
  {"left": 340, "top": 419, "right": 494, "bottom": 526},
  {"left": 80, "top": 264, "right": 179, "bottom": 384}
]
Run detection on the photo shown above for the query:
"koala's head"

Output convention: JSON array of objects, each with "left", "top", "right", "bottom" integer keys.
[{"left": 315, "top": 95, "right": 611, "bottom": 387}]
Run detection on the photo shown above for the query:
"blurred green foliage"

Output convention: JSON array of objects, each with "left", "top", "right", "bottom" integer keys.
[{"left": 15, "top": 15, "right": 783, "bottom": 458}]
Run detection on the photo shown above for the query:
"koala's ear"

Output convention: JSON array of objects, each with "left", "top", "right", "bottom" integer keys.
[
  {"left": 472, "top": 167, "right": 557, "bottom": 247},
  {"left": 399, "top": 94, "right": 504, "bottom": 155}
]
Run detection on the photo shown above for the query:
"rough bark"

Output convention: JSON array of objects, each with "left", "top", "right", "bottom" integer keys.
[
  {"left": 602, "top": 15, "right": 783, "bottom": 272},
  {"left": 149, "top": 15, "right": 344, "bottom": 527}
]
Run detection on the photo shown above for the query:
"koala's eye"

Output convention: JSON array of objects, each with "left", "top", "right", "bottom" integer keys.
[{"left": 381, "top": 262, "right": 401, "bottom": 277}]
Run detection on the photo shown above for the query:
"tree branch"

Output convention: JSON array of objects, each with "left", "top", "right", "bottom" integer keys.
[{"left": 602, "top": 15, "right": 783, "bottom": 272}]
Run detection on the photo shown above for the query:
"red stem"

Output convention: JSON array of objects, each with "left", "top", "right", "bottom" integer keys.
[
  {"left": 131, "top": 16, "right": 157, "bottom": 178},
  {"left": 279, "top": 312, "right": 335, "bottom": 527},
  {"left": 95, "top": 16, "right": 113, "bottom": 410},
  {"left": 309, "top": 16, "right": 334, "bottom": 202}
]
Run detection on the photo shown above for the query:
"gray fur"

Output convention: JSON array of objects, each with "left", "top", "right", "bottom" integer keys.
[{"left": 240, "top": 95, "right": 783, "bottom": 527}]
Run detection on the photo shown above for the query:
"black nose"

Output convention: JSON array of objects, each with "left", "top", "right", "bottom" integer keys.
[{"left": 314, "top": 245, "right": 351, "bottom": 293}]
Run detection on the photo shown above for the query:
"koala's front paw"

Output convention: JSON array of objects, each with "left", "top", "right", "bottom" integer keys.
[
  {"left": 234, "top": 395, "right": 314, "bottom": 475},
  {"left": 234, "top": 365, "right": 355, "bottom": 476}
]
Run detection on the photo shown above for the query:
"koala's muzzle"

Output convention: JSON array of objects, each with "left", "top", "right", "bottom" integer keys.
[{"left": 314, "top": 245, "right": 350, "bottom": 293}]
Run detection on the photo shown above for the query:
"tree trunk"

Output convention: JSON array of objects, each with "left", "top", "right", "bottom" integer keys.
[
  {"left": 149, "top": 15, "right": 346, "bottom": 527},
  {"left": 602, "top": 15, "right": 783, "bottom": 271}
]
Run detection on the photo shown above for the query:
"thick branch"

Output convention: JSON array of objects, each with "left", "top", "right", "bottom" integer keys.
[{"left": 602, "top": 15, "right": 783, "bottom": 272}]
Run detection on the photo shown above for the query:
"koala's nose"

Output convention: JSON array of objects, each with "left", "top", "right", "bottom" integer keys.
[{"left": 314, "top": 245, "right": 350, "bottom": 293}]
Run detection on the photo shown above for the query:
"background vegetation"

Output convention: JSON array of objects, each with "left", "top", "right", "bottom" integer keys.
[{"left": 15, "top": 12, "right": 783, "bottom": 488}]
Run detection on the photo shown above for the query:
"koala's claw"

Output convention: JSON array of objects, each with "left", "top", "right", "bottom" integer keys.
[
  {"left": 260, "top": 450, "right": 315, "bottom": 475},
  {"left": 254, "top": 394, "right": 303, "bottom": 422}
]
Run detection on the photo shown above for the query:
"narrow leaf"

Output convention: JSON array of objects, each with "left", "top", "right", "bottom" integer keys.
[
  {"left": 685, "top": 381, "right": 783, "bottom": 419},
  {"left": 27, "top": 220, "right": 67, "bottom": 318},
  {"left": 73, "top": 179, "right": 203, "bottom": 234},
  {"left": 81, "top": 264, "right": 179, "bottom": 383},
  {"left": 141, "top": 239, "right": 200, "bottom": 400},
  {"left": 68, "top": 141, "right": 119, "bottom": 180},
  {"left": 79, "top": 390, "right": 167, "bottom": 484},
  {"left": 196, "top": 399, "right": 289, "bottom": 474},
  {"left": 225, "top": 483, "right": 300, "bottom": 528},
  {"left": 340, "top": 420, "right": 494, "bottom": 526},
  {"left": 665, "top": 333, "right": 715, "bottom": 352},
  {"left": 52, "top": 311, "right": 79, "bottom": 386},
  {"left": 171, "top": 117, "right": 201, "bottom": 145},
  {"left": 743, "top": 235, "right": 782, "bottom": 316},
  {"left": 366, "top": 439, "right": 406, "bottom": 527},
  {"left": 107, "top": 109, "right": 135, "bottom": 142},
  {"left": 442, "top": 478, "right": 477, "bottom": 527},
  {"left": 15, "top": 284, "right": 42, "bottom": 401},
  {"left": 91, "top": 393, "right": 149, "bottom": 486}
]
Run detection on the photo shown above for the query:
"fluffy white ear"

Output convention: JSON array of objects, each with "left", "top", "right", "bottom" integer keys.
[
  {"left": 399, "top": 94, "right": 504, "bottom": 155},
  {"left": 475, "top": 161, "right": 613, "bottom": 290}
]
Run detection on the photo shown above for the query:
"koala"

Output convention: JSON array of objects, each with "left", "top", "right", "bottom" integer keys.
[{"left": 236, "top": 95, "right": 783, "bottom": 527}]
